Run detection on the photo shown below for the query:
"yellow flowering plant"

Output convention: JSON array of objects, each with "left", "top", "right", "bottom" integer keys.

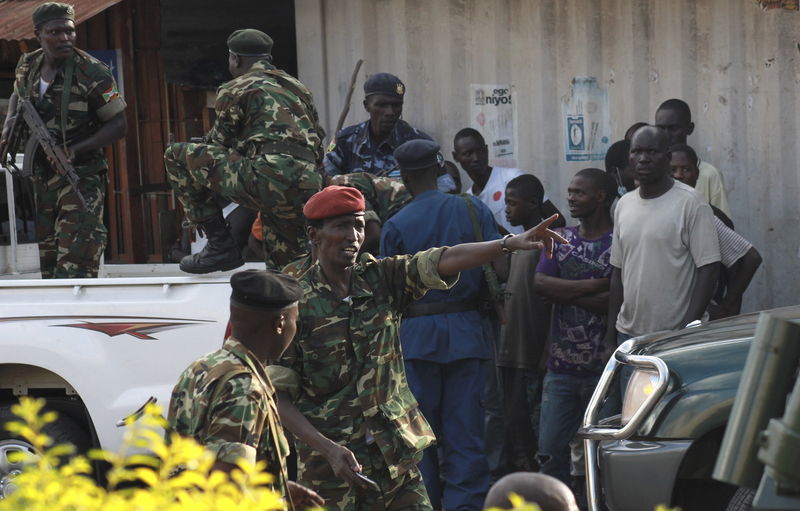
[
  {"left": 1, "top": 396, "right": 322, "bottom": 511},
  {"left": 3, "top": 398, "right": 682, "bottom": 511}
]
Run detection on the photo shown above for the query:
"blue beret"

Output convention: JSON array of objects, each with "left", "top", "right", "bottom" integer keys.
[
  {"left": 364, "top": 72, "right": 405, "bottom": 98},
  {"left": 394, "top": 140, "right": 444, "bottom": 171},
  {"left": 230, "top": 269, "right": 302, "bottom": 310},
  {"left": 227, "top": 29, "right": 273, "bottom": 56}
]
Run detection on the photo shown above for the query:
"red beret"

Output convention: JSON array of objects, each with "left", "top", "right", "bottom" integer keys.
[{"left": 303, "top": 185, "right": 366, "bottom": 220}]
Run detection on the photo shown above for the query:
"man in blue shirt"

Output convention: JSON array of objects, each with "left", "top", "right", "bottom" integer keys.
[
  {"left": 324, "top": 73, "right": 432, "bottom": 179},
  {"left": 381, "top": 139, "right": 498, "bottom": 511}
]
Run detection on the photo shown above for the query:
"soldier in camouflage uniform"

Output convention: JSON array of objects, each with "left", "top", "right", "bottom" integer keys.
[
  {"left": 323, "top": 73, "right": 432, "bottom": 179},
  {"left": 267, "top": 185, "right": 568, "bottom": 510},
  {"left": 163, "top": 29, "right": 324, "bottom": 273},
  {"left": 168, "top": 269, "right": 323, "bottom": 511},
  {"left": 1, "top": 3, "right": 128, "bottom": 278},
  {"left": 278, "top": 172, "right": 411, "bottom": 274}
]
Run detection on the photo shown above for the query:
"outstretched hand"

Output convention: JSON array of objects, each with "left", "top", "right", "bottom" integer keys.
[{"left": 507, "top": 214, "right": 570, "bottom": 258}]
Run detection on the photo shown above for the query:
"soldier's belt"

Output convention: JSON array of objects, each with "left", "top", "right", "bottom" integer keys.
[
  {"left": 249, "top": 140, "right": 317, "bottom": 163},
  {"left": 403, "top": 299, "right": 481, "bottom": 318}
]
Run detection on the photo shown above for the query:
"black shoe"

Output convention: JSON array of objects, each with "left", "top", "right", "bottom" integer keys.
[{"left": 179, "top": 214, "right": 244, "bottom": 274}]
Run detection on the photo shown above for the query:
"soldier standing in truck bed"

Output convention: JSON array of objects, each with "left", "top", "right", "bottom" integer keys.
[
  {"left": 163, "top": 29, "right": 325, "bottom": 273},
  {"left": 1, "top": 2, "right": 128, "bottom": 279}
]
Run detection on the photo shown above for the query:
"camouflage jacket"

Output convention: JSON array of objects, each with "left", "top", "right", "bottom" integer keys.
[
  {"left": 282, "top": 253, "right": 313, "bottom": 278},
  {"left": 331, "top": 172, "right": 412, "bottom": 225},
  {"left": 323, "top": 119, "right": 432, "bottom": 178},
  {"left": 13, "top": 48, "right": 126, "bottom": 178},
  {"left": 207, "top": 60, "right": 325, "bottom": 167},
  {"left": 168, "top": 337, "right": 292, "bottom": 508},
  {"left": 268, "top": 247, "right": 457, "bottom": 479}
]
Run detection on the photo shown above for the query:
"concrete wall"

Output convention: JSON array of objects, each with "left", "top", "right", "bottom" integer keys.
[{"left": 295, "top": 0, "right": 800, "bottom": 312}]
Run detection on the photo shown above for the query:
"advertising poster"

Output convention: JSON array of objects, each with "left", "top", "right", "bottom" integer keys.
[
  {"left": 469, "top": 84, "right": 516, "bottom": 167},
  {"left": 561, "top": 76, "right": 610, "bottom": 162}
]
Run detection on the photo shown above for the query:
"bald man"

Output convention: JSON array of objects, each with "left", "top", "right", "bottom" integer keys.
[{"left": 483, "top": 472, "right": 579, "bottom": 511}]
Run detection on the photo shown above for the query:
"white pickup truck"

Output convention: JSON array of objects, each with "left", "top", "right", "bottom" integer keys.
[
  {"left": 0, "top": 263, "right": 267, "bottom": 497},
  {"left": 0, "top": 160, "right": 262, "bottom": 497}
]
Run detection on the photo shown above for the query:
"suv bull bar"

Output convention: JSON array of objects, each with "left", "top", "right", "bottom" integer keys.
[{"left": 578, "top": 339, "right": 670, "bottom": 511}]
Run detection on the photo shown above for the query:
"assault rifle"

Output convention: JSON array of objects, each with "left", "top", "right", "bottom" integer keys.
[{"left": 0, "top": 97, "right": 87, "bottom": 210}]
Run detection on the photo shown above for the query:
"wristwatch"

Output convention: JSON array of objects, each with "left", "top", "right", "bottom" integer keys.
[{"left": 501, "top": 234, "right": 515, "bottom": 254}]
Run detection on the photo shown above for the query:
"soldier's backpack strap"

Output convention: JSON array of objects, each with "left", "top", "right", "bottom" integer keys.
[
  {"left": 206, "top": 366, "right": 252, "bottom": 407},
  {"left": 460, "top": 194, "right": 505, "bottom": 318}
]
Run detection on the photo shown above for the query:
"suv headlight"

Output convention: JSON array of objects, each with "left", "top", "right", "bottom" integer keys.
[{"left": 621, "top": 368, "right": 660, "bottom": 426}]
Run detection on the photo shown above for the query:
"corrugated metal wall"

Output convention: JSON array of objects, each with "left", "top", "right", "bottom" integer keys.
[{"left": 295, "top": 0, "right": 800, "bottom": 312}]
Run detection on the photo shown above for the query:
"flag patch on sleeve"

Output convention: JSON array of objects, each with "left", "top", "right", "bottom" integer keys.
[{"left": 102, "top": 84, "right": 120, "bottom": 103}]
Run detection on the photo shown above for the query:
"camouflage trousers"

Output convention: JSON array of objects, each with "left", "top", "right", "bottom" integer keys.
[
  {"left": 298, "top": 440, "right": 431, "bottom": 511},
  {"left": 163, "top": 142, "right": 321, "bottom": 269},
  {"left": 35, "top": 171, "right": 107, "bottom": 279}
]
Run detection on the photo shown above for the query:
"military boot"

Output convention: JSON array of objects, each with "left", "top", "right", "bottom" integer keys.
[{"left": 179, "top": 213, "right": 244, "bottom": 274}]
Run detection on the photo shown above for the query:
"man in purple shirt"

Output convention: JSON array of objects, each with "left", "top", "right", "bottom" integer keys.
[{"left": 533, "top": 168, "right": 617, "bottom": 493}]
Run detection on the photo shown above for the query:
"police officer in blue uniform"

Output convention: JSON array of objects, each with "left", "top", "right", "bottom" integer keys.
[
  {"left": 323, "top": 72, "right": 432, "bottom": 179},
  {"left": 380, "top": 139, "right": 497, "bottom": 511}
]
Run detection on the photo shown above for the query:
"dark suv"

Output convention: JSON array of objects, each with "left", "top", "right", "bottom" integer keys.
[{"left": 580, "top": 306, "right": 800, "bottom": 511}]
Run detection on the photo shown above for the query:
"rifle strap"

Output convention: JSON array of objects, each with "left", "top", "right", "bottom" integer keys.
[
  {"left": 460, "top": 194, "right": 503, "bottom": 304},
  {"left": 60, "top": 56, "right": 74, "bottom": 153}
]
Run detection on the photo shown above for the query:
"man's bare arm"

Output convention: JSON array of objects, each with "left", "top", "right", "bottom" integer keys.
[
  {"left": 720, "top": 247, "right": 762, "bottom": 316},
  {"left": 438, "top": 214, "right": 568, "bottom": 277},
  {"left": 533, "top": 273, "right": 609, "bottom": 304},
  {"left": 605, "top": 266, "right": 624, "bottom": 347},
  {"left": 275, "top": 391, "right": 369, "bottom": 490},
  {"left": 572, "top": 291, "right": 611, "bottom": 315},
  {"left": 679, "top": 262, "right": 721, "bottom": 327},
  {"left": 69, "top": 111, "right": 127, "bottom": 156}
]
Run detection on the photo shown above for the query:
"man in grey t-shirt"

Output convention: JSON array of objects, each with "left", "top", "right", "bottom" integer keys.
[{"left": 606, "top": 126, "right": 721, "bottom": 348}]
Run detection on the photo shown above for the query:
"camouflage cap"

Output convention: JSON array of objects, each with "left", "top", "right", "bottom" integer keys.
[
  {"left": 33, "top": 2, "right": 75, "bottom": 27},
  {"left": 227, "top": 28, "right": 273, "bottom": 57},
  {"left": 230, "top": 269, "right": 302, "bottom": 310},
  {"left": 394, "top": 139, "right": 444, "bottom": 171},
  {"left": 364, "top": 72, "right": 405, "bottom": 99}
]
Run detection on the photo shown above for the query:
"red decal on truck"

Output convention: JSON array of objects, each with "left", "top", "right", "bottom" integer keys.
[{"left": 55, "top": 321, "right": 199, "bottom": 340}]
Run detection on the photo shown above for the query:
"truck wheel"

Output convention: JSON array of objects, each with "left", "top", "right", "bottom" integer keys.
[
  {"left": 726, "top": 487, "right": 755, "bottom": 511},
  {"left": 0, "top": 405, "right": 91, "bottom": 499}
]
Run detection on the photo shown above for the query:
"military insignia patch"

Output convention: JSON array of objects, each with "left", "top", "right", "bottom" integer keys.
[
  {"left": 396, "top": 83, "right": 405, "bottom": 95},
  {"left": 326, "top": 140, "right": 336, "bottom": 153},
  {"left": 102, "top": 84, "right": 119, "bottom": 103}
]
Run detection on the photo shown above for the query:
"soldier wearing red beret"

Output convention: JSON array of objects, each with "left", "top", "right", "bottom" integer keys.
[{"left": 269, "top": 184, "right": 568, "bottom": 510}]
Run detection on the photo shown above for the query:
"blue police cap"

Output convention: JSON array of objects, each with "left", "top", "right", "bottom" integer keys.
[
  {"left": 364, "top": 72, "right": 405, "bottom": 98},
  {"left": 394, "top": 140, "right": 444, "bottom": 171}
]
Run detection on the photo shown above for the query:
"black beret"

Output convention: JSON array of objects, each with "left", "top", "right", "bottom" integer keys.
[
  {"left": 33, "top": 2, "right": 75, "bottom": 27},
  {"left": 227, "top": 29, "right": 273, "bottom": 57},
  {"left": 394, "top": 140, "right": 444, "bottom": 171},
  {"left": 364, "top": 72, "right": 405, "bottom": 98},
  {"left": 230, "top": 269, "right": 302, "bottom": 310}
]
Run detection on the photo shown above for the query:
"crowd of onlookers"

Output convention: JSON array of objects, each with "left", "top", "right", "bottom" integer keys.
[
  {"left": 180, "top": 70, "right": 762, "bottom": 510},
  {"left": 313, "top": 74, "right": 761, "bottom": 511}
]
